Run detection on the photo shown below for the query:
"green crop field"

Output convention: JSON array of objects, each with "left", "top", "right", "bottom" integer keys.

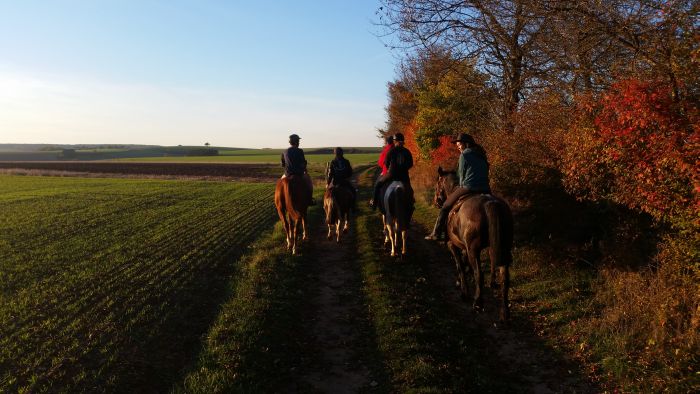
[{"left": 0, "top": 175, "right": 277, "bottom": 392}]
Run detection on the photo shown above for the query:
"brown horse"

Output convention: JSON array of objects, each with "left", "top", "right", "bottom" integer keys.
[
  {"left": 380, "top": 181, "right": 413, "bottom": 257},
  {"left": 323, "top": 184, "right": 353, "bottom": 243},
  {"left": 275, "top": 175, "right": 310, "bottom": 254},
  {"left": 433, "top": 167, "right": 514, "bottom": 321}
]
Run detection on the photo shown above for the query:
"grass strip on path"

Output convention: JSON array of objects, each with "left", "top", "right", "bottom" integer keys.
[{"left": 354, "top": 168, "right": 515, "bottom": 392}]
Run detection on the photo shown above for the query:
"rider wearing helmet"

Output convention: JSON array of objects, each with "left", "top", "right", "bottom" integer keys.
[
  {"left": 326, "top": 147, "right": 356, "bottom": 208},
  {"left": 369, "top": 133, "right": 414, "bottom": 210},
  {"left": 281, "top": 133, "right": 315, "bottom": 205},
  {"left": 425, "top": 132, "right": 491, "bottom": 241}
]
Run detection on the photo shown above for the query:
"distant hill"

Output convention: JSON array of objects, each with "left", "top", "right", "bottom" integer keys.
[{"left": 0, "top": 144, "right": 381, "bottom": 161}]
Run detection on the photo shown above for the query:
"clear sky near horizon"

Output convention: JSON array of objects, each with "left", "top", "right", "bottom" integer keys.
[{"left": 0, "top": 0, "right": 397, "bottom": 149}]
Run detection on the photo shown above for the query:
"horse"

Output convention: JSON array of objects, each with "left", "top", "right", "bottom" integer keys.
[
  {"left": 433, "top": 167, "right": 514, "bottom": 321},
  {"left": 323, "top": 184, "right": 353, "bottom": 242},
  {"left": 379, "top": 181, "right": 413, "bottom": 257},
  {"left": 274, "top": 175, "right": 310, "bottom": 255}
]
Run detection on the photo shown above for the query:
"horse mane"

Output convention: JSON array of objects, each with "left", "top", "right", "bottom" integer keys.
[{"left": 442, "top": 171, "right": 459, "bottom": 191}]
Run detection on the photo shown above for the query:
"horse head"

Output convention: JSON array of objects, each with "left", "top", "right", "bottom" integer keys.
[{"left": 434, "top": 166, "right": 457, "bottom": 208}]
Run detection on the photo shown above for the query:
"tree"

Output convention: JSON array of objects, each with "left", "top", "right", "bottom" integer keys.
[
  {"left": 379, "top": 0, "right": 558, "bottom": 133},
  {"left": 205, "top": 142, "right": 210, "bottom": 147},
  {"left": 383, "top": 48, "right": 495, "bottom": 159}
]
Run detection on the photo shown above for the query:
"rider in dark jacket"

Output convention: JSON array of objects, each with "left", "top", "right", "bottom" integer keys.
[
  {"left": 327, "top": 147, "right": 356, "bottom": 208},
  {"left": 281, "top": 133, "right": 315, "bottom": 205},
  {"left": 370, "top": 133, "right": 414, "bottom": 210},
  {"left": 425, "top": 133, "right": 491, "bottom": 241}
]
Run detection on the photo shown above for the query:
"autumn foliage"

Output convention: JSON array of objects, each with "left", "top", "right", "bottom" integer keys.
[
  {"left": 430, "top": 135, "right": 459, "bottom": 169},
  {"left": 563, "top": 79, "right": 699, "bottom": 230}
]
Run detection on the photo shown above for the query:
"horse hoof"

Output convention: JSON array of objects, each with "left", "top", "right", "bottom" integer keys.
[
  {"left": 343, "top": 227, "right": 349, "bottom": 234},
  {"left": 327, "top": 235, "right": 332, "bottom": 241}
]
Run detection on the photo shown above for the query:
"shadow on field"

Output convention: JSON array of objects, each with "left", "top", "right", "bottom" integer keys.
[{"left": 403, "top": 215, "right": 598, "bottom": 392}]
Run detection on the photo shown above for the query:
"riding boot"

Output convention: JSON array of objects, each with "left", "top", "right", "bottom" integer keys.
[
  {"left": 370, "top": 185, "right": 380, "bottom": 210},
  {"left": 425, "top": 209, "right": 448, "bottom": 241}
]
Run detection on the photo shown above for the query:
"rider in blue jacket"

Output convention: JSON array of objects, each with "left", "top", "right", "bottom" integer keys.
[{"left": 425, "top": 133, "right": 491, "bottom": 241}]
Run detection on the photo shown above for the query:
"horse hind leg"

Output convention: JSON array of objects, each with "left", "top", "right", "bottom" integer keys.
[
  {"left": 467, "top": 246, "right": 484, "bottom": 312},
  {"left": 301, "top": 216, "right": 307, "bottom": 241},
  {"left": 336, "top": 219, "right": 342, "bottom": 243},
  {"left": 400, "top": 230, "right": 407, "bottom": 256},
  {"left": 386, "top": 224, "right": 396, "bottom": 256},
  {"left": 448, "top": 242, "right": 469, "bottom": 301},
  {"left": 488, "top": 247, "right": 497, "bottom": 290},
  {"left": 291, "top": 220, "right": 299, "bottom": 255},
  {"left": 342, "top": 213, "right": 349, "bottom": 234},
  {"left": 283, "top": 217, "right": 292, "bottom": 250},
  {"left": 327, "top": 222, "right": 333, "bottom": 241},
  {"left": 382, "top": 215, "right": 389, "bottom": 245},
  {"left": 499, "top": 266, "right": 510, "bottom": 321}
]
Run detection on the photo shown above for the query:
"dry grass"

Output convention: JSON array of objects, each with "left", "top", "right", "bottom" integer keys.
[{"left": 580, "top": 241, "right": 699, "bottom": 391}]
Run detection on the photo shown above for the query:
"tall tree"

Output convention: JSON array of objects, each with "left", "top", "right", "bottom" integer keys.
[{"left": 379, "top": 0, "right": 556, "bottom": 133}]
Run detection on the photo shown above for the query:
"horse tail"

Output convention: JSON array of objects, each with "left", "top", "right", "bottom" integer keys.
[
  {"left": 485, "top": 200, "right": 512, "bottom": 267},
  {"left": 331, "top": 188, "right": 340, "bottom": 218},
  {"left": 326, "top": 187, "right": 339, "bottom": 224},
  {"left": 324, "top": 188, "right": 332, "bottom": 224}
]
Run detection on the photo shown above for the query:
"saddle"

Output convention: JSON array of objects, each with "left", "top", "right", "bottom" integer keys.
[{"left": 448, "top": 192, "right": 492, "bottom": 218}]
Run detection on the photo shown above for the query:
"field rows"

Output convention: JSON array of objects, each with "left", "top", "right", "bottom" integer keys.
[{"left": 0, "top": 175, "right": 278, "bottom": 392}]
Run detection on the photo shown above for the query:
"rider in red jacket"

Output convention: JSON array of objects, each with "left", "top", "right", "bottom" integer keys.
[{"left": 377, "top": 135, "right": 394, "bottom": 176}]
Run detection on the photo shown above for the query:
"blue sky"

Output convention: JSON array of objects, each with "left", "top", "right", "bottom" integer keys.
[{"left": 0, "top": 1, "right": 396, "bottom": 148}]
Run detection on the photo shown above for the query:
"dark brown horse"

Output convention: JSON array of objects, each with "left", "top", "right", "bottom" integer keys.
[
  {"left": 323, "top": 184, "right": 353, "bottom": 243},
  {"left": 433, "top": 167, "right": 514, "bottom": 321},
  {"left": 275, "top": 175, "right": 310, "bottom": 254},
  {"left": 380, "top": 181, "right": 413, "bottom": 257}
]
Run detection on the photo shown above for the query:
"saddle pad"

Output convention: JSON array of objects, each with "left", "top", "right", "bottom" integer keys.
[{"left": 450, "top": 193, "right": 491, "bottom": 217}]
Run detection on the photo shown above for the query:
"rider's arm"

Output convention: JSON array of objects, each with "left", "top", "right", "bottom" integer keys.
[{"left": 299, "top": 149, "right": 308, "bottom": 172}]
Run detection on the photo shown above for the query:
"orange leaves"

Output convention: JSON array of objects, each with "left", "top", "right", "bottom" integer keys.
[
  {"left": 430, "top": 135, "right": 458, "bottom": 168},
  {"left": 564, "top": 78, "right": 699, "bottom": 230}
]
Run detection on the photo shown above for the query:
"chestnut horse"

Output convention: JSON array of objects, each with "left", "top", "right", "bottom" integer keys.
[
  {"left": 433, "top": 168, "right": 514, "bottom": 321},
  {"left": 380, "top": 181, "right": 413, "bottom": 257},
  {"left": 274, "top": 175, "right": 309, "bottom": 254},
  {"left": 323, "top": 184, "right": 353, "bottom": 243}
]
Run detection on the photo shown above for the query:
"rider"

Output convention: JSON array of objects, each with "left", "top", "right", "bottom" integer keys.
[
  {"left": 369, "top": 132, "right": 414, "bottom": 210},
  {"left": 425, "top": 132, "right": 491, "bottom": 241},
  {"left": 281, "top": 133, "right": 315, "bottom": 205},
  {"left": 377, "top": 135, "right": 394, "bottom": 176},
  {"left": 326, "top": 147, "right": 356, "bottom": 208}
]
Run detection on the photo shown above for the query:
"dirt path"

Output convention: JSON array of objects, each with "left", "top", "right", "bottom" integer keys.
[
  {"left": 405, "top": 222, "right": 598, "bottom": 393},
  {"left": 293, "top": 214, "right": 381, "bottom": 393}
]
